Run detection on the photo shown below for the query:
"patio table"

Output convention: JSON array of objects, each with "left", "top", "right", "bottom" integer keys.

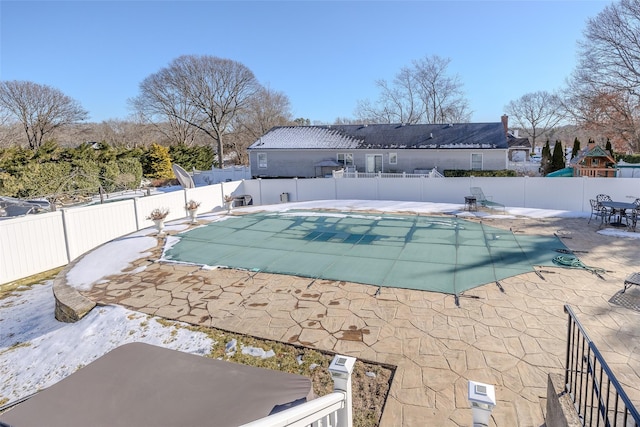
[{"left": 599, "top": 200, "right": 637, "bottom": 227}]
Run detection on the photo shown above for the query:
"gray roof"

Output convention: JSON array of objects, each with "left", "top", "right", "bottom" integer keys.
[
  {"left": 249, "top": 123, "right": 508, "bottom": 150},
  {"left": 507, "top": 135, "right": 531, "bottom": 149}
]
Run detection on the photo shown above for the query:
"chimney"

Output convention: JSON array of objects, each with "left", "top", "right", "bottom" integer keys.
[{"left": 501, "top": 115, "right": 508, "bottom": 135}]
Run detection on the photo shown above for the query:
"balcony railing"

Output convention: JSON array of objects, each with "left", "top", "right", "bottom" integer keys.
[
  {"left": 564, "top": 305, "right": 640, "bottom": 426},
  {"left": 574, "top": 167, "right": 616, "bottom": 178},
  {"left": 332, "top": 168, "right": 444, "bottom": 179}
]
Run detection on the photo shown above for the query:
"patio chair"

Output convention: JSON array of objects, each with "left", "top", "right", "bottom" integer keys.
[
  {"left": 623, "top": 272, "right": 640, "bottom": 293},
  {"left": 588, "top": 199, "right": 610, "bottom": 224},
  {"left": 595, "top": 194, "right": 616, "bottom": 216},
  {"left": 470, "top": 187, "right": 505, "bottom": 212},
  {"left": 624, "top": 208, "right": 638, "bottom": 231}
]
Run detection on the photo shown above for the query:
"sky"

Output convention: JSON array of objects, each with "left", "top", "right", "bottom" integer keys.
[
  {"left": 1, "top": 199, "right": 637, "bottom": 407},
  {"left": 0, "top": 1, "right": 614, "bottom": 123}
]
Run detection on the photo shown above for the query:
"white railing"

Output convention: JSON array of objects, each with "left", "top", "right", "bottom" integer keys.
[
  {"left": 332, "top": 168, "right": 444, "bottom": 179},
  {"left": 240, "top": 393, "right": 346, "bottom": 427},
  {"left": 241, "top": 354, "right": 355, "bottom": 427}
]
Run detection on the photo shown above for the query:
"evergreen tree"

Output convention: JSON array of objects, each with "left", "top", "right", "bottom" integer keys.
[
  {"left": 33, "top": 140, "right": 62, "bottom": 163},
  {"left": 145, "top": 143, "right": 174, "bottom": 179},
  {"left": 551, "top": 140, "right": 566, "bottom": 172},
  {"left": 168, "top": 145, "right": 215, "bottom": 171},
  {"left": 116, "top": 157, "right": 143, "bottom": 189},
  {"left": 541, "top": 140, "right": 552, "bottom": 175},
  {"left": 571, "top": 137, "right": 580, "bottom": 159}
]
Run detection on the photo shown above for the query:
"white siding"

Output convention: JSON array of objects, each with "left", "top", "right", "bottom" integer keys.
[{"left": 250, "top": 149, "right": 509, "bottom": 178}]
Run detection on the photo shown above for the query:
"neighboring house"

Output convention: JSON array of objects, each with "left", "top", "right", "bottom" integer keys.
[
  {"left": 506, "top": 132, "right": 532, "bottom": 162},
  {"left": 248, "top": 121, "right": 509, "bottom": 178},
  {"left": 615, "top": 160, "right": 640, "bottom": 178},
  {"left": 569, "top": 142, "right": 617, "bottom": 177}
]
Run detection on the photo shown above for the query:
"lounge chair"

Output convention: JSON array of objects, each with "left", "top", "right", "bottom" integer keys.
[{"left": 470, "top": 187, "right": 505, "bottom": 212}]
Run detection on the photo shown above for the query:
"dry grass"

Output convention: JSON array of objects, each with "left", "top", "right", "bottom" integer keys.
[
  {"left": 0, "top": 268, "right": 62, "bottom": 300},
  {"left": 173, "top": 322, "right": 395, "bottom": 427}
]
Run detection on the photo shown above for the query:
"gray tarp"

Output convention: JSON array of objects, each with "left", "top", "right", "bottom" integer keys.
[{"left": 0, "top": 342, "right": 313, "bottom": 427}]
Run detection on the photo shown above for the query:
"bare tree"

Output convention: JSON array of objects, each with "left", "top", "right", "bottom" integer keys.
[
  {"left": 91, "top": 118, "right": 164, "bottom": 149},
  {"left": 356, "top": 67, "right": 424, "bottom": 124},
  {"left": 129, "top": 73, "right": 203, "bottom": 146},
  {"left": 226, "top": 86, "right": 293, "bottom": 165},
  {"left": 356, "top": 55, "right": 470, "bottom": 124},
  {"left": 0, "top": 80, "right": 88, "bottom": 149},
  {"left": 131, "top": 55, "right": 261, "bottom": 166},
  {"left": 565, "top": 0, "right": 640, "bottom": 153},
  {"left": 504, "top": 91, "right": 565, "bottom": 153},
  {"left": 0, "top": 110, "right": 22, "bottom": 147},
  {"left": 96, "top": 119, "right": 141, "bottom": 148},
  {"left": 413, "top": 56, "right": 471, "bottom": 123}
]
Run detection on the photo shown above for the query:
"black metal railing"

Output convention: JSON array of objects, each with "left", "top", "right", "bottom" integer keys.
[{"left": 564, "top": 305, "right": 640, "bottom": 426}]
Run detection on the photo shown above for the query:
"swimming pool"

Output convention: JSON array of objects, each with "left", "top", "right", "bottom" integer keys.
[{"left": 164, "top": 211, "right": 570, "bottom": 295}]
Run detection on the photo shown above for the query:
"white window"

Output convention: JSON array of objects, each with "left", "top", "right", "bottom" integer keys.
[
  {"left": 337, "top": 153, "right": 354, "bottom": 166},
  {"left": 389, "top": 153, "right": 397, "bottom": 165},
  {"left": 471, "top": 153, "right": 483, "bottom": 170},
  {"left": 258, "top": 153, "right": 267, "bottom": 168}
]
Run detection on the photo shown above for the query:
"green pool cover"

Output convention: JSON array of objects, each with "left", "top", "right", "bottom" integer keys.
[{"left": 164, "top": 211, "right": 569, "bottom": 295}]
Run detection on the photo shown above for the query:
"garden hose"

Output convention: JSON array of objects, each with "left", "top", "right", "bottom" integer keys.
[
  {"left": 552, "top": 254, "right": 606, "bottom": 279},
  {"left": 555, "top": 248, "right": 588, "bottom": 254}
]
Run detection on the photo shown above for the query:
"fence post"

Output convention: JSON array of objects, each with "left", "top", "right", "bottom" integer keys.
[
  {"left": 328, "top": 355, "right": 356, "bottom": 427},
  {"left": 133, "top": 198, "right": 141, "bottom": 231},
  {"left": 60, "top": 209, "right": 72, "bottom": 263}
]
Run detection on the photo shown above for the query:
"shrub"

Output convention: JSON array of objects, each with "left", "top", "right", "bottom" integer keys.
[
  {"left": 169, "top": 145, "right": 215, "bottom": 171},
  {"left": 116, "top": 157, "right": 143, "bottom": 189},
  {"left": 443, "top": 169, "right": 517, "bottom": 177},
  {"left": 145, "top": 143, "right": 174, "bottom": 179}
]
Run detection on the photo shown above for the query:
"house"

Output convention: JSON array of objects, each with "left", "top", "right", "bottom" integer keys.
[
  {"left": 248, "top": 121, "right": 510, "bottom": 178},
  {"left": 506, "top": 132, "right": 532, "bottom": 162},
  {"left": 615, "top": 160, "right": 640, "bottom": 178},
  {"left": 569, "top": 142, "right": 617, "bottom": 177}
]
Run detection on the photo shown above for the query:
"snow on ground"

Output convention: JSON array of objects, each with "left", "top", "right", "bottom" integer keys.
[
  {"left": 1, "top": 200, "right": 638, "bottom": 406},
  {"left": 0, "top": 282, "right": 214, "bottom": 405}
]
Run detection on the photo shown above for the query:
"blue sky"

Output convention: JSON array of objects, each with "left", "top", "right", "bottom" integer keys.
[{"left": 1, "top": 0, "right": 612, "bottom": 124}]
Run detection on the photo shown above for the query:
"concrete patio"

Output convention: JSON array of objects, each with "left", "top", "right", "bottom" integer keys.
[{"left": 61, "top": 208, "right": 640, "bottom": 426}]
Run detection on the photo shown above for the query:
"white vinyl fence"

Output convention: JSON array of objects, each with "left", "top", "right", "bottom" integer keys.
[
  {"left": 192, "top": 166, "right": 252, "bottom": 186},
  {"left": 1, "top": 176, "right": 639, "bottom": 285},
  {"left": 1, "top": 184, "right": 233, "bottom": 285},
  {"left": 246, "top": 176, "right": 640, "bottom": 213}
]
